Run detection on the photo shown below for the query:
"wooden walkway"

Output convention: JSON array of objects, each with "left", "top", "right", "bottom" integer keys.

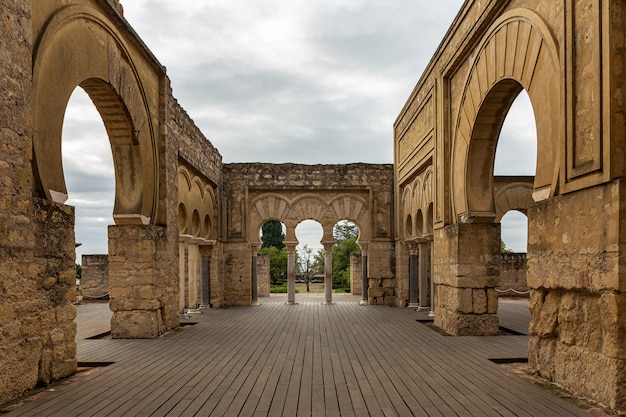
[{"left": 3, "top": 295, "right": 590, "bottom": 416}]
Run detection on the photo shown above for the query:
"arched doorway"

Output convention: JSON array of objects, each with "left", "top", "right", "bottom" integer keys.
[{"left": 62, "top": 87, "right": 114, "bottom": 334}]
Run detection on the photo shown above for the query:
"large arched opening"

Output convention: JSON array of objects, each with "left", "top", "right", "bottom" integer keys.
[
  {"left": 31, "top": 5, "right": 175, "bottom": 339},
  {"left": 62, "top": 87, "right": 115, "bottom": 334}
]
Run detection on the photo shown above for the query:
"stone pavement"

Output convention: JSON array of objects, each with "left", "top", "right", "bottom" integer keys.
[{"left": 2, "top": 295, "right": 592, "bottom": 416}]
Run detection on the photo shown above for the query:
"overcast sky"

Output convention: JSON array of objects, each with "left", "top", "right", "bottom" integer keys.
[{"left": 62, "top": 0, "right": 536, "bottom": 262}]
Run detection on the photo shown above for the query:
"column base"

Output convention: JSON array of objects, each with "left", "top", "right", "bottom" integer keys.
[
  {"left": 198, "top": 304, "right": 211, "bottom": 309},
  {"left": 251, "top": 302, "right": 261, "bottom": 306},
  {"left": 359, "top": 300, "right": 369, "bottom": 305},
  {"left": 407, "top": 303, "right": 420, "bottom": 308},
  {"left": 322, "top": 301, "right": 334, "bottom": 305},
  {"left": 285, "top": 301, "right": 298, "bottom": 305}
]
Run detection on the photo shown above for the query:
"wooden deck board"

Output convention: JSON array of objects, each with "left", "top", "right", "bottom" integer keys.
[{"left": 1, "top": 295, "right": 592, "bottom": 417}]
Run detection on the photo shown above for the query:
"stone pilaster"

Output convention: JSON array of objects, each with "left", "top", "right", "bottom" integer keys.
[{"left": 433, "top": 222, "right": 500, "bottom": 336}]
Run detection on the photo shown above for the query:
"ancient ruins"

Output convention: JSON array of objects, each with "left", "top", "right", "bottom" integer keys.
[{"left": 2, "top": 0, "right": 626, "bottom": 412}]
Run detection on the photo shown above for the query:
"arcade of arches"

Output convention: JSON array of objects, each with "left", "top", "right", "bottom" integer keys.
[{"left": 3, "top": 0, "right": 626, "bottom": 411}]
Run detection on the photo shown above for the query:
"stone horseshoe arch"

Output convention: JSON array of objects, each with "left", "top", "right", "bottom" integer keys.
[
  {"left": 32, "top": 5, "right": 158, "bottom": 225},
  {"left": 249, "top": 192, "right": 371, "bottom": 244},
  {"left": 494, "top": 182, "right": 533, "bottom": 222},
  {"left": 452, "top": 9, "right": 561, "bottom": 221}
]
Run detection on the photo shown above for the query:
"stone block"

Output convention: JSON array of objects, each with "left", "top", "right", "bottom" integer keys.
[
  {"left": 368, "top": 287, "right": 386, "bottom": 297},
  {"left": 111, "top": 310, "right": 160, "bottom": 339},
  {"left": 472, "top": 289, "right": 487, "bottom": 315}
]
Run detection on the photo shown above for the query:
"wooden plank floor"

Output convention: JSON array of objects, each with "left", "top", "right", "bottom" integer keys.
[{"left": 3, "top": 295, "right": 590, "bottom": 417}]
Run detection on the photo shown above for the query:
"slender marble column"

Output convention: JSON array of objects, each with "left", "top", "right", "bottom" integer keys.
[
  {"left": 322, "top": 242, "right": 335, "bottom": 304},
  {"left": 408, "top": 242, "right": 419, "bottom": 308},
  {"left": 286, "top": 243, "right": 297, "bottom": 304},
  {"left": 359, "top": 243, "right": 369, "bottom": 305}
]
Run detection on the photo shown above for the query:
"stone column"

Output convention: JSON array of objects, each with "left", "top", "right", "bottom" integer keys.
[
  {"left": 360, "top": 242, "right": 369, "bottom": 305},
  {"left": 407, "top": 241, "right": 419, "bottom": 308},
  {"left": 285, "top": 242, "right": 297, "bottom": 305},
  {"left": 323, "top": 241, "right": 335, "bottom": 305},
  {"left": 418, "top": 236, "right": 432, "bottom": 309},
  {"left": 250, "top": 243, "right": 261, "bottom": 306},
  {"left": 433, "top": 222, "right": 500, "bottom": 336}
]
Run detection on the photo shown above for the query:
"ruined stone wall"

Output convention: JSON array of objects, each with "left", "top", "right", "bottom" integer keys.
[
  {"left": 170, "top": 97, "right": 223, "bottom": 189},
  {"left": 527, "top": 181, "right": 626, "bottom": 409},
  {"left": 81, "top": 255, "right": 109, "bottom": 299},
  {"left": 222, "top": 163, "right": 395, "bottom": 306},
  {"left": 367, "top": 241, "right": 396, "bottom": 305},
  {"left": 257, "top": 254, "right": 270, "bottom": 298},
  {"left": 0, "top": 1, "right": 77, "bottom": 405},
  {"left": 497, "top": 253, "right": 528, "bottom": 296},
  {"left": 350, "top": 253, "right": 362, "bottom": 295},
  {"left": 168, "top": 93, "right": 224, "bottom": 310}
]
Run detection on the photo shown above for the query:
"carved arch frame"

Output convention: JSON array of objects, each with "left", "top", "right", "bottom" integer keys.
[
  {"left": 450, "top": 9, "right": 562, "bottom": 222},
  {"left": 32, "top": 5, "right": 160, "bottom": 225}
]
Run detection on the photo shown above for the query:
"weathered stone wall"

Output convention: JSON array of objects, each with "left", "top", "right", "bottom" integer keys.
[
  {"left": 350, "top": 253, "right": 362, "bottom": 295},
  {"left": 527, "top": 181, "right": 626, "bottom": 409},
  {"left": 222, "top": 163, "right": 395, "bottom": 306},
  {"left": 433, "top": 223, "right": 500, "bottom": 336},
  {"left": 497, "top": 253, "right": 528, "bottom": 296},
  {"left": 257, "top": 254, "right": 270, "bottom": 297},
  {"left": 222, "top": 242, "right": 252, "bottom": 306},
  {"left": 108, "top": 225, "right": 178, "bottom": 338},
  {"left": 366, "top": 241, "right": 396, "bottom": 306},
  {"left": 81, "top": 255, "right": 109, "bottom": 299},
  {"left": 169, "top": 91, "right": 224, "bottom": 312},
  {"left": 0, "top": 1, "right": 77, "bottom": 405}
]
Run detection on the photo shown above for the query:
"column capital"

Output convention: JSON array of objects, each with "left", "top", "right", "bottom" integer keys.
[
  {"left": 250, "top": 242, "right": 262, "bottom": 254},
  {"left": 322, "top": 241, "right": 336, "bottom": 252},
  {"left": 284, "top": 241, "right": 298, "bottom": 253},
  {"left": 358, "top": 241, "right": 369, "bottom": 256}
]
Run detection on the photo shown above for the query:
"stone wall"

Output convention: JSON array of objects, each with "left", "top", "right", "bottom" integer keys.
[
  {"left": 497, "top": 253, "right": 528, "bottom": 296},
  {"left": 527, "top": 181, "right": 626, "bottom": 409},
  {"left": 366, "top": 241, "right": 396, "bottom": 306},
  {"left": 0, "top": 1, "right": 77, "bottom": 405},
  {"left": 350, "top": 253, "right": 362, "bottom": 295},
  {"left": 433, "top": 223, "right": 500, "bottom": 336},
  {"left": 221, "top": 163, "right": 395, "bottom": 306},
  {"left": 81, "top": 255, "right": 109, "bottom": 299},
  {"left": 257, "top": 254, "right": 270, "bottom": 297}
]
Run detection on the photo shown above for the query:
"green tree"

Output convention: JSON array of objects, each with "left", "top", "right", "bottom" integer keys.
[
  {"left": 500, "top": 240, "right": 513, "bottom": 253},
  {"left": 258, "top": 246, "right": 288, "bottom": 285},
  {"left": 332, "top": 236, "right": 360, "bottom": 289},
  {"left": 261, "top": 220, "right": 285, "bottom": 249},
  {"left": 76, "top": 263, "right": 82, "bottom": 281},
  {"left": 333, "top": 220, "right": 359, "bottom": 242},
  {"left": 297, "top": 244, "right": 316, "bottom": 292}
]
